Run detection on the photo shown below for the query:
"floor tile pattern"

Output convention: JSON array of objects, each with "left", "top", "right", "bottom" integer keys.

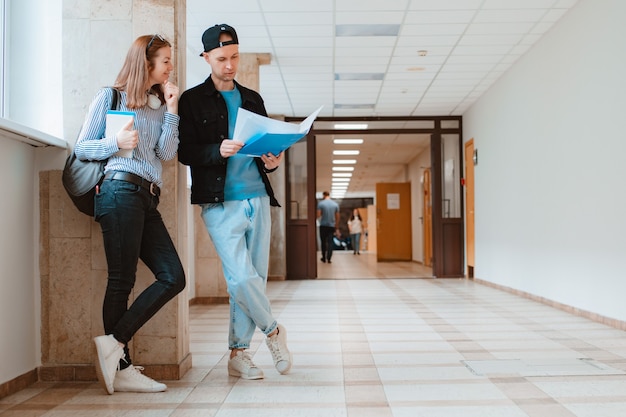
[{"left": 2, "top": 252, "right": 626, "bottom": 416}]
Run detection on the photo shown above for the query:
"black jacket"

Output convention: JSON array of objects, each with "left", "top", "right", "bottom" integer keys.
[{"left": 178, "top": 76, "right": 279, "bottom": 206}]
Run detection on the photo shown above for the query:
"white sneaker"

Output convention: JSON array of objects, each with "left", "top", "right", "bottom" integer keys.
[
  {"left": 94, "top": 334, "right": 125, "bottom": 395},
  {"left": 113, "top": 365, "right": 167, "bottom": 393},
  {"left": 266, "top": 324, "right": 292, "bottom": 374},
  {"left": 228, "top": 351, "right": 264, "bottom": 380}
]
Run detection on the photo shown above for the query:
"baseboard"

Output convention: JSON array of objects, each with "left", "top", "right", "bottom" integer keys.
[
  {"left": 268, "top": 275, "right": 285, "bottom": 281},
  {"left": 0, "top": 368, "right": 38, "bottom": 400},
  {"left": 190, "top": 296, "right": 229, "bottom": 305},
  {"left": 37, "top": 352, "right": 193, "bottom": 383},
  {"left": 474, "top": 277, "right": 626, "bottom": 331}
]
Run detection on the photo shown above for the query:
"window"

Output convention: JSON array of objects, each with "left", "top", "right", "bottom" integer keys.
[{"left": 0, "top": 0, "right": 6, "bottom": 117}]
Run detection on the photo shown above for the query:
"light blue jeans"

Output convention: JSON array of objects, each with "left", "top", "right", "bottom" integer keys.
[{"left": 200, "top": 196, "right": 277, "bottom": 349}]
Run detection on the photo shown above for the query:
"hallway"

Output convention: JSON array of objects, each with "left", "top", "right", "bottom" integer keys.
[
  {"left": 2, "top": 255, "right": 626, "bottom": 416},
  {"left": 317, "top": 251, "right": 433, "bottom": 279}
]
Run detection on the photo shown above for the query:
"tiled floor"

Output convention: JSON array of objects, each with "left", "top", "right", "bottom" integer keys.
[{"left": 3, "top": 251, "right": 626, "bottom": 416}]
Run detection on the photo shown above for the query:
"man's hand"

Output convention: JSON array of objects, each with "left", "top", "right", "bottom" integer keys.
[
  {"left": 261, "top": 152, "right": 284, "bottom": 170},
  {"left": 220, "top": 139, "right": 244, "bottom": 158}
]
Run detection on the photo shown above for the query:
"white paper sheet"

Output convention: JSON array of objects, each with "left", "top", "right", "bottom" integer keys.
[{"left": 234, "top": 106, "right": 323, "bottom": 157}]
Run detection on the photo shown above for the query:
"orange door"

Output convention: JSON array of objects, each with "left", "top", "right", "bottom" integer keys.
[
  {"left": 375, "top": 182, "right": 412, "bottom": 261},
  {"left": 464, "top": 140, "right": 475, "bottom": 276}
]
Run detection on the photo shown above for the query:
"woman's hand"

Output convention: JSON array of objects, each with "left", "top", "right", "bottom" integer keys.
[
  {"left": 261, "top": 152, "right": 284, "bottom": 170},
  {"left": 116, "top": 118, "right": 138, "bottom": 150},
  {"left": 163, "top": 80, "right": 179, "bottom": 114}
]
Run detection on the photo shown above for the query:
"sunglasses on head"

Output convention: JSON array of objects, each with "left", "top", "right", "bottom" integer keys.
[{"left": 146, "top": 34, "right": 165, "bottom": 54}]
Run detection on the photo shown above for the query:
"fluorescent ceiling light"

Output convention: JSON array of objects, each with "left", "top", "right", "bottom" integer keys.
[
  {"left": 333, "top": 150, "right": 360, "bottom": 155},
  {"left": 333, "top": 124, "right": 368, "bottom": 130},
  {"left": 335, "top": 73, "right": 384, "bottom": 81},
  {"left": 332, "top": 173, "right": 352, "bottom": 177},
  {"left": 332, "top": 178, "right": 350, "bottom": 182},
  {"left": 333, "top": 159, "right": 357, "bottom": 164},
  {"left": 334, "top": 139, "right": 363, "bottom": 144},
  {"left": 332, "top": 166, "right": 354, "bottom": 171},
  {"left": 336, "top": 24, "right": 400, "bottom": 37},
  {"left": 334, "top": 104, "right": 374, "bottom": 110}
]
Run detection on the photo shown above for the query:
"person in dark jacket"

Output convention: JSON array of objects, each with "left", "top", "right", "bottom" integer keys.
[{"left": 178, "top": 24, "right": 291, "bottom": 380}]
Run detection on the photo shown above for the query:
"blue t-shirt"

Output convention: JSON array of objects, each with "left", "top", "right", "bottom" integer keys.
[
  {"left": 317, "top": 198, "right": 339, "bottom": 227},
  {"left": 221, "top": 88, "right": 265, "bottom": 201}
]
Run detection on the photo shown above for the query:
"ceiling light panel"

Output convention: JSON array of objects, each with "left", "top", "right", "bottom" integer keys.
[
  {"left": 335, "top": 73, "right": 385, "bottom": 81},
  {"left": 333, "top": 124, "right": 367, "bottom": 129},
  {"left": 334, "top": 104, "right": 375, "bottom": 109},
  {"left": 335, "top": 24, "right": 400, "bottom": 36},
  {"left": 334, "top": 139, "right": 363, "bottom": 144}
]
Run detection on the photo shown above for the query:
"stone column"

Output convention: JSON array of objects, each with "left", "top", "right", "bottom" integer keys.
[{"left": 39, "top": 0, "right": 190, "bottom": 382}]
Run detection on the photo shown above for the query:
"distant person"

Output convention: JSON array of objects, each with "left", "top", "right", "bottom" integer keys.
[
  {"left": 317, "top": 191, "right": 340, "bottom": 263},
  {"left": 348, "top": 208, "right": 363, "bottom": 255}
]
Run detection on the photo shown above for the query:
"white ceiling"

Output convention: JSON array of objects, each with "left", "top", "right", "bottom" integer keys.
[{"left": 186, "top": 0, "right": 579, "bottom": 199}]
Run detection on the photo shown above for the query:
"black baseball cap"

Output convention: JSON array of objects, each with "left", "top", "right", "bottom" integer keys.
[{"left": 200, "top": 24, "right": 239, "bottom": 56}]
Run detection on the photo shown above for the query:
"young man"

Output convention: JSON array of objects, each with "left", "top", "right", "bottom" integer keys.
[{"left": 178, "top": 24, "right": 291, "bottom": 380}]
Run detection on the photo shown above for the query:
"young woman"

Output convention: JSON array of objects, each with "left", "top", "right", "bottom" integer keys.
[
  {"left": 348, "top": 208, "right": 364, "bottom": 255},
  {"left": 74, "top": 34, "right": 185, "bottom": 394}
]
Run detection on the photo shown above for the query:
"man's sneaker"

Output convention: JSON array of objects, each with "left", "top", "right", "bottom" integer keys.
[
  {"left": 228, "top": 350, "right": 264, "bottom": 380},
  {"left": 94, "top": 334, "right": 125, "bottom": 394},
  {"left": 266, "top": 324, "right": 292, "bottom": 374},
  {"left": 113, "top": 365, "right": 167, "bottom": 392}
]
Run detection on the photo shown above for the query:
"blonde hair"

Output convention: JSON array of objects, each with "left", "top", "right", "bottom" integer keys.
[{"left": 113, "top": 34, "right": 171, "bottom": 109}]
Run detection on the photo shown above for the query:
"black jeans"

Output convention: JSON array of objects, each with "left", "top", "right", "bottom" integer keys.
[
  {"left": 320, "top": 225, "right": 335, "bottom": 261},
  {"left": 95, "top": 178, "right": 185, "bottom": 362}
]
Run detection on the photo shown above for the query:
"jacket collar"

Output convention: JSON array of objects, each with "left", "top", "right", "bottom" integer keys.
[{"left": 203, "top": 75, "right": 241, "bottom": 96}]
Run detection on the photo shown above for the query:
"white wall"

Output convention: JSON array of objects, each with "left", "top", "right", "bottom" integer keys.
[
  {"left": 408, "top": 148, "right": 431, "bottom": 264},
  {"left": 0, "top": 137, "right": 38, "bottom": 385},
  {"left": 463, "top": 0, "right": 626, "bottom": 322}
]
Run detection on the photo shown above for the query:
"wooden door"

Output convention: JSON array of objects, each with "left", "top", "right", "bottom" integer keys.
[
  {"left": 464, "top": 140, "right": 475, "bottom": 277},
  {"left": 375, "top": 182, "right": 412, "bottom": 261},
  {"left": 422, "top": 169, "right": 432, "bottom": 267},
  {"left": 431, "top": 133, "right": 464, "bottom": 278},
  {"left": 285, "top": 133, "right": 317, "bottom": 279}
]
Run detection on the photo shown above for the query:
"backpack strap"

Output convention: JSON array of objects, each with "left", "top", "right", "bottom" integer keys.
[{"left": 110, "top": 87, "right": 120, "bottom": 110}]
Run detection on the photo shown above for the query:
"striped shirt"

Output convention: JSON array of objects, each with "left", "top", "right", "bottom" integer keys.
[{"left": 74, "top": 87, "right": 179, "bottom": 187}]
